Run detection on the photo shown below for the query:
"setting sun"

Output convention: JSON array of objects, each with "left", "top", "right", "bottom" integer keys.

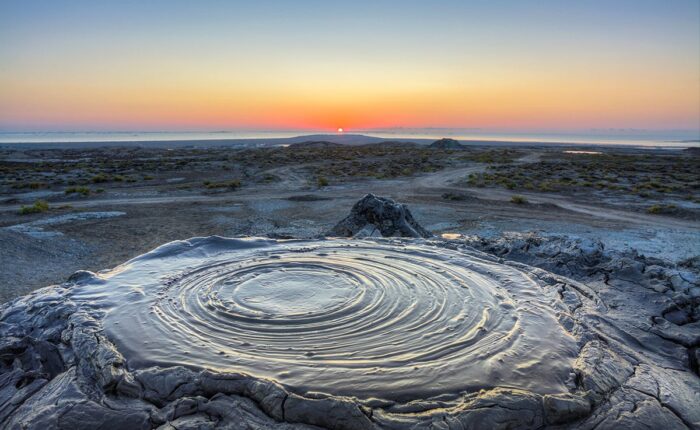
[{"left": 337, "top": 128, "right": 344, "bottom": 133}]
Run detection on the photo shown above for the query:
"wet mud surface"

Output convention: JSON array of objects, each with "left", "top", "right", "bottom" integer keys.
[
  {"left": 1, "top": 234, "right": 698, "bottom": 429},
  {"left": 70, "top": 238, "right": 577, "bottom": 400}
]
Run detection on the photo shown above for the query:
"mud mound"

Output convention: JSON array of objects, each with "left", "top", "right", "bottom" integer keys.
[{"left": 328, "top": 194, "right": 431, "bottom": 238}]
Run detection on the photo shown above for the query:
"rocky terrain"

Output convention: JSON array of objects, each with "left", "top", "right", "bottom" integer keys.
[
  {"left": 1, "top": 142, "right": 698, "bottom": 303},
  {"left": 1, "top": 195, "right": 698, "bottom": 429}
]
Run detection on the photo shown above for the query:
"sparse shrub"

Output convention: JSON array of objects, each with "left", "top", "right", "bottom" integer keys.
[
  {"left": 65, "top": 186, "right": 90, "bottom": 196},
  {"left": 647, "top": 204, "right": 677, "bottom": 214},
  {"left": 11, "top": 181, "right": 46, "bottom": 190},
  {"left": 442, "top": 192, "right": 469, "bottom": 201},
  {"left": 205, "top": 180, "right": 241, "bottom": 190},
  {"left": 647, "top": 204, "right": 662, "bottom": 214},
  {"left": 317, "top": 176, "right": 329, "bottom": 187},
  {"left": 511, "top": 195, "right": 527, "bottom": 204},
  {"left": 18, "top": 200, "right": 49, "bottom": 215},
  {"left": 91, "top": 173, "right": 109, "bottom": 183}
]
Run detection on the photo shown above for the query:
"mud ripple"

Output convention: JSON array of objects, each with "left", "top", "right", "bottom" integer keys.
[{"left": 72, "top": 238, "right": 577, "bottom": 400}]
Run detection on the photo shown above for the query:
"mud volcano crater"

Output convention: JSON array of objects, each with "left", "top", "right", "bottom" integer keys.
[
  {"left": 72, "top": 238, "right": 578, "bottom": 402},
  {"left": 3, "top": 195, "right": 699, "bottom": 429},
  {"left": 4, "top": 234, "right": 700, "bottom": 429}
]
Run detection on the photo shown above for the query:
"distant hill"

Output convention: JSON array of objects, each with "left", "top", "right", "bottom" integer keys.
[
  {"left": 288, "top": 134, "right": 387, "bottom": 145},
  {"left": 361, "top": 140, "right": 418, "bottom": 149},
  {"left": 290, "top": 140, "right": 421, "bottom": 150},
  {"left": 429, "top": 138, "right": 465, "bottom": 149},
  {"left": 288, "top": 141, "right": 343, "bottom": 149}
]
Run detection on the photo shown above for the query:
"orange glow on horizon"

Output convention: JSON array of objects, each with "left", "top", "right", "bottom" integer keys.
[{"left": 2, "top": 61, "right": 698, "bottom": 132}]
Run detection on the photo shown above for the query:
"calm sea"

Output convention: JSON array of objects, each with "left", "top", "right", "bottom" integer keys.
[{"left": 0, "top": 129, "right": 698, "bottom": 147}]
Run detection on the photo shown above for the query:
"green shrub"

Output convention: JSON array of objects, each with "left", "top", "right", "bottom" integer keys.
[
  {"left": 317, "top": 176, "right": 329, "bottom": 187},
  {"left": 510, "top": 195, "right": 527, "bottom": 204},
  {"left": 18, "top": 200, "right": 49, "bottom": 215},
  {"left": 205, "top": 180, "right": 241, "bottom": 189},
  {"left": 442, "top": 192, "right": 469, "bottom": 201},
  {"left": 647, "top": 204, "right": 677, "bottom": 214},
  {"left": 65, "top": 186, "right": 90, "bottom": 196},
  {"left": 91, "top": 173, "right": 109, "bottom": 183}
]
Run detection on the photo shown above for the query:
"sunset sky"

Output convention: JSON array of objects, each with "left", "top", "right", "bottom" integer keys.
[{"left": 1, "top": 0, "right": 699, "bottom": 132}]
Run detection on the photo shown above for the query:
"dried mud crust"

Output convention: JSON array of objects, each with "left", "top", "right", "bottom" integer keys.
[
  {"left": 1, "top": 236, "right": 699, "bottom": 429},
  {"left": 327, "top": 193, "right": 432, "bottom": 238}
]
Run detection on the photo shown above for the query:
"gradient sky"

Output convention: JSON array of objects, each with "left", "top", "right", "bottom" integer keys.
[{"left": 1, "top": 0, "right": 699, "bottom": 132}]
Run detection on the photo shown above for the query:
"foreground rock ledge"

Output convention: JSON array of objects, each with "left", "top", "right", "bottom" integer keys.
[{"left": 1, "top": 234, "right": 699, "bottom": 429}]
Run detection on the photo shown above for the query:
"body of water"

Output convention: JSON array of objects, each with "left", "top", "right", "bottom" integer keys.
[{"left": 0, "top": 129, "right": 698, "bottom": 147}]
